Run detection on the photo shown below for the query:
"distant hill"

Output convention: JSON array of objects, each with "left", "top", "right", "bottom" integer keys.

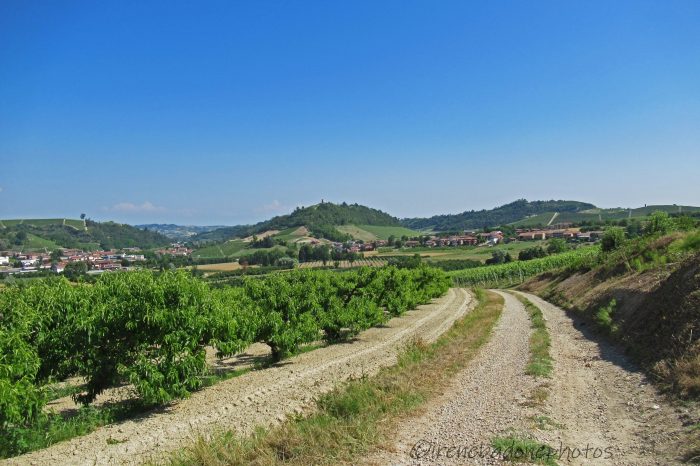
[
  {"left": 402, "top": 199, "right": 700, "bottom": 231},
  {"left": 510, "top": 204, "right": 700, "bottom": 228},
  {"left": 0, "top": 218, "right": 170, "bottom": 251},
  {"left": 402, "top": 199, "right": 596, "bottom": 231},
  {"left": 136, "top": 224, "right": 229, "bottom": 241},
  {"left": 193, "top": 202, "right": 401, "bottom": 243}
]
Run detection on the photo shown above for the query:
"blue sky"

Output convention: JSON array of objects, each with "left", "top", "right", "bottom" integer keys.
[{"left": 1, "top": 1, "right": 699, "bottom": 225}]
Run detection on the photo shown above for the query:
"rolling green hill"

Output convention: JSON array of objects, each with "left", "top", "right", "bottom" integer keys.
[
  {"left": 511, "top": 205, "right": 700, "bottom": 228},
  {"left": 193, "top": 202, "right": 401, "bottom": 243},
  {"left": 0, "top": 218, "right": 170, "bottom": 251}
]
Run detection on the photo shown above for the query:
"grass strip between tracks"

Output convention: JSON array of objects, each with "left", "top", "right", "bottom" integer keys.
[
  {"left": 490, "top": 292, "right": 556, "bottom": 466},
  {"left": 512, "top": 293, "right": 553, "bottom": 379},
  {"left": 166, "top": 289, "right": 504, "bottom": 466}
]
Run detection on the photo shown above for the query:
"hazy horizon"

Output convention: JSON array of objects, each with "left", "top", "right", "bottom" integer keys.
[{"left": 2, "top": 1, "right": 699, "bottom": 224}]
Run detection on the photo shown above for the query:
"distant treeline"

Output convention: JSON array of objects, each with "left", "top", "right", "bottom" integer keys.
[{"left": 402, "top": 199, "right": 594, "bottom": 231}]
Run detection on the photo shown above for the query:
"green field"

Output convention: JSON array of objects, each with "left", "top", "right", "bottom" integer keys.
[
  {"left": 0, "top": 218, "right": 85, "bottom": 229},
  {"left": 351, "top": 224, "right": 419, "bottom": 240},
  {"left": 510, "top": 213, "right": 556, "bottom": 227},
  {"left": 335, "top": 225, "right": 377, "bottom": 242},
  {"left": 274, "top": 226, "right": 309, "bottom": 242},
  {"left": 64, "top": 219, "right": 86, "bottom": 229},
  {"left": 23, "top": 233, "right": 61, "bottom": 250},
  {"left": 193, "top": 240, "right": 290, "bottom": 259},
  {"left": 372, "top": 240, "right": 547, "bottom": 263},
  {"left": 235, "top": 245, "right": 287, "bottom": 258},
  {"left": 2, "top": 218, "right": 61, "bottom": 227},
  {"left": 193, "top": 239, "right": 248, "bottom": 259}
]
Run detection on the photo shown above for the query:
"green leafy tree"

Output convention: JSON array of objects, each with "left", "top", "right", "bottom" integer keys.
[
  {"left": 519, "top": 246, "right": 547, "bottom": 261},
  {"left": 486, "top": 250, "right": 512, "bottom": 265},
  {"left": 244, "top": 273, "right": 321, "bottom": 360},
  {"left": 49, "top": 249, "right": 63, "bottom": 264},
  {"left": 63, "top": 261, "right": 88, "bottom": 280},
  {"left": 626, "top": 221, "right": 643, "bottom": 238},
  {"left": 674, "top": 215, "right": 696, "bottom": 231},
  {"left": 0, "top": 263, "right": 453, "bottom": 451},
  {"left": 546, "top": 238, "right": 568, "bottom": 254},
  {"left": 75, "top": 271, "right": 218, "bottom": 404},
  {"left": 601, "top": 227, "right": 626, "bottom": 252},
  {"left": 14, "top": 231, "right": 27, "bottom": 245},
  {"left": 645, "top": 211, "right": 673, "bottom": 236}
]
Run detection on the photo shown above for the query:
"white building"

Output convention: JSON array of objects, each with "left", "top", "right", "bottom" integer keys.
[
  {"left": 0, "top": 256, "right": 9, "bottom": 266},
  {"left": 21, "top": 259, "right": 38, "bottom": 268}
]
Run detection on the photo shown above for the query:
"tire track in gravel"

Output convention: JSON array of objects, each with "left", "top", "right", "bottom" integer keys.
[
  {"left": 367, "top": 290, "right": 535, "bottom": 465},
  {"left": 8, "top": 288, "right": 474, "bottom": 466},
  {"left": 514, "top": 291, "right": 687, "bottom": 466}
]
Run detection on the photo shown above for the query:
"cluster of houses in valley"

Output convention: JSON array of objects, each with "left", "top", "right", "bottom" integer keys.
[
  {"left": 515, "top": 226, "right": 604, "bottom": 242},
  {"left": 0, "top": 243, "right": 195, "bottom": 275},
  {"left": 0, "top": 248, "right": 147, "bottom": 274},
  {"left": 328, "top": 231, "right": 505, "bottom": 254},
  {"left": 423, "top": 231, "right": 502, "bottom": 247},
  {"left": 155, "top": 244, "right": 193, "bottom": 256},
  {"left": 322, "top": 225, "right": 602, "bottom": 254}
]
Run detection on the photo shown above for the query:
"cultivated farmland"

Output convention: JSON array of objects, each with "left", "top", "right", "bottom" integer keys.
[
  {"left": 192, "top": 239, "right": 248, "bottom": 259},
  {"left": 449, "top": 246, "right": 600, "bottom": 287},
  {"left": 1, "top": 266, "right": 451, "bottom": 459}
]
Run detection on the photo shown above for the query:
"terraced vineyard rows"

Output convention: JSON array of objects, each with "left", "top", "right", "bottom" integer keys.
[{"left": 297, "top": 257, "right": 388, "bottom": 268}]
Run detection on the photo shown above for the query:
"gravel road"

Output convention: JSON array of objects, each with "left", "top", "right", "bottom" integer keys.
[
  {"left": 516, "top": 291, "right": 686, "bottom": 465},
  {"left": 8, "top": 288, "right": 473, "bottom": 466},
  {"left": 366, "top": 290, "right": 535, "bottom": 465},
  {"left": 367, "top": 291, "right": 688, "bottom": 465}
]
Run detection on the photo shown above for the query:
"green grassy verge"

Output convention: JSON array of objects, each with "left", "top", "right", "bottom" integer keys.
[
  {"left": 512, "top": 293, "right": 552, "bottom": 378},
  {"left": 1, "top": 404, "right": 143, "bottom": 458},
  {"left": 167, "top": 289, "right": 504, "bottom": 465},
  {"left": 491, "top": 434, "right": 558, "bottom": 466},
  {"left": 489, "top": 295, "right": 556, "bottom": 465}
]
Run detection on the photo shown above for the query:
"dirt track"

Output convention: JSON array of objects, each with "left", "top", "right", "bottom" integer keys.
[
  {"left": 9, "top": 288, "right": 474, "bottom": 466},
  {"left": 367, "top": 291, "right": 688, "bottom": 465},
  {"left": 367, "top": 290, "right": 535, "bottom": 465},
  {"left": 516, "top": 291, "right": 686, "bottom": 465}
]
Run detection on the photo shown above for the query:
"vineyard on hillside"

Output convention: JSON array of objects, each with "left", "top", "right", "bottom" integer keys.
[
  {"left": 0, "top": 266, "right": 450, "bottom": 457},
  {"left": 449, "top": 246, "right": 600, "bottom": 287},
  {"left": 297, "top": 257, "right": 388, "bottom": 268}
]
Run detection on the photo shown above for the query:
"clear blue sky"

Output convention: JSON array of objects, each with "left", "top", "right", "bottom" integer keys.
[{"left": 1, "top": 1, "right": 699, "bottom": 225}]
